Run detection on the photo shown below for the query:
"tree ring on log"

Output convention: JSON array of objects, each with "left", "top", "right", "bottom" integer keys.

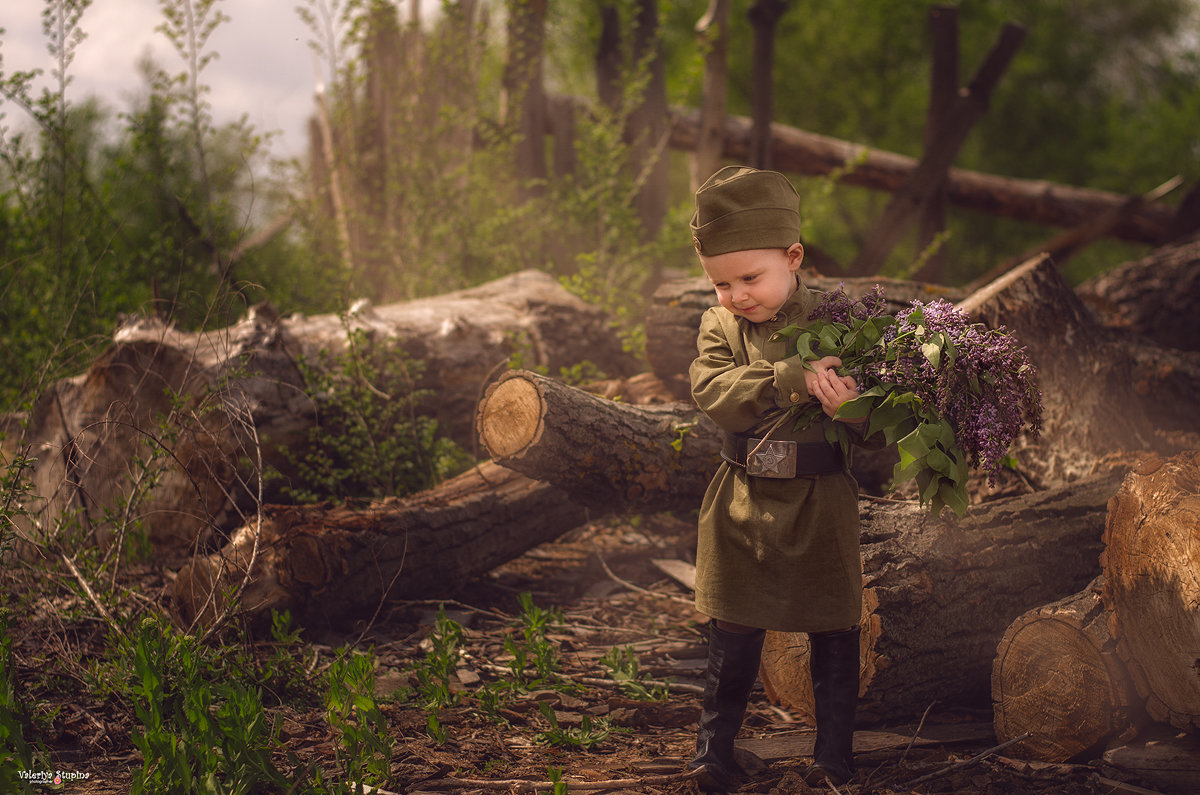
[
  {"left": 478, "top": 374, "right": 546, "bottom": 460},
  {"left": 991, "top": 583, "right": 1141, "bottom": 762}
]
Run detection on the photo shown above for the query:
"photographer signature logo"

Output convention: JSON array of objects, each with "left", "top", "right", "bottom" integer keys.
[{"left": 18, "top": 769, "right": 91, "bottom": 786}]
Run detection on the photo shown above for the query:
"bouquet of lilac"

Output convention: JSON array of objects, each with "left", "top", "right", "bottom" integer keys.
[{"left": 773, "top": 284, "right": 1043, "bottom": 517}]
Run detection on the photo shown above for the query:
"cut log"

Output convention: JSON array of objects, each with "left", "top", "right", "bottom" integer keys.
[
  {"left": 991, "top": 576, "right": 1144, "bottom": 762},
  {"left": 757, "top": 470, "right": 1123, "bottom": 726},
  {"left": 475, "top": 370, "right": 722, "bottom": 514},
  {"left": 1101, "top": 450, "right": 1200, "bottom": 732},
  {"left": 170, "top": 461, "right": 587, "bottom": 629},
  {"left": 1078, "top": 234, "right": 1200, "bottom": 352},
  {"left": 16, "top": 270, "right": 637, "bottom": 555}
]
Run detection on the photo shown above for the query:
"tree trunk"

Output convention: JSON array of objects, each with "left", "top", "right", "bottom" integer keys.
[
  {"left": 746, "top": 0, "right": 786, "bottom": 169},
  {"left": 958, "top": 255, "right": 1200, "bottom": 487},
  {"left": 16, "top": 270, "right": 637, "bottom": 557},
  {"left": 691, "top": 0, "right": 730, "bottom": 189},
  {"left": 991, "top": 577, "right": 1144, "bottom": 762},
  {"left": 758, "top": 470, "right": 1124, "bottom": 726},
  {"left": 475, "top": 370, "right": 722, "bottom": 514},
  {"left": 850, "top": 20, "right": 1026, "bottom": 275},
  {"left": 629, "top": 0, "right": 670, "bottom": 243},
  {"left": 913, "top": 4, "right": 958, "bottom": 283},
  {"left": 1077, "top": 234, "right": 1200, "bottom": 353},
  {"left": 1101, "top": 450, "right": 1200, "bottom": 732},
  {"left": 170, "top": 461, "right": 587, "bottom": 630},
  {"left": 502, "top": 0, "right": 548, "bottom": 195}
]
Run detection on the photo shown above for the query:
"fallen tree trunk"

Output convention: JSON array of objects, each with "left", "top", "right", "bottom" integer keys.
[
  {"left": 1101, "top": 450, "right": 1200, "bottom": 732},
  {"left": 1078, "top": 234, "right": 1200, "bottom": 352},
  {"left": 958, "top": 255, "right": 1200, "bottom": 487},
  {"left": 757, "top": 470, "right": 1124, "bottom": 726},
  {"left": 170, "top": 461, "right": 587, "bottom": 630},
  {"left": 475, "top": 370, "right": 722, "bottom": 514},
  {"left": 547, "top": 95, "right": 1180, "bottom": 246},
  {"left": 17, "top": 270, "right": 636, "bottom": 556},
  {"left": 991, "top": 576, "right": 1144, "bottom": 762}
]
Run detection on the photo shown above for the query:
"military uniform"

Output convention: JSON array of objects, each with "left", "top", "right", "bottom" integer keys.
[
  {"left": 689, "top": 282, "right": 863, "bottom": 633},
  {"left": 685, "top": 165, "right": 864, "bottom": 791}
]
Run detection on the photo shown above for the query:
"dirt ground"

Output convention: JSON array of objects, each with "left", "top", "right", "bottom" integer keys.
[{"left": 10, "top": 512, "right": 1185, "bottom": 794}]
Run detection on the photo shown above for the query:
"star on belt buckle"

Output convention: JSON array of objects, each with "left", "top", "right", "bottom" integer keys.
[{"left": 745, "top": 438, "right": 798, "bottom": 478}]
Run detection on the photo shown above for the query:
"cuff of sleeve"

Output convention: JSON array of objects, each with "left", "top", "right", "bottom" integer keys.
[{"left": 773, "top": 356, "right": 809, "bottom": 409}]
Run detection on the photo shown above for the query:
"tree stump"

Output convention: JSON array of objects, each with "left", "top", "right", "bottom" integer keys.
[
  {"left": 991, "top": 577, "right": 1144, "bottom": 762},
  {"left": 1101, "top": 450, "right": 1200, "bottom": 732}
]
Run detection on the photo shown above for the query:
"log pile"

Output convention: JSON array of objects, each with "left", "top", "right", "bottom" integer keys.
[
  {"left": 989, "top": 450, "right": 1200, "bottom": 777},
  {"left": 15, "top": 270, "right": 638, "bottom": 556}
]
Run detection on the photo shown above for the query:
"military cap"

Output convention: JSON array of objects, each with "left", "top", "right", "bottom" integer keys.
[{"left": 690, "top": 165, "right": 801, "bottom": 255}]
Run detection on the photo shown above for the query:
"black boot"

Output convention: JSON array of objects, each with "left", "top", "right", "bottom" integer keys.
[
  {"left": 805, "top": 626, "right": 861, "bottom": 786},
  {"left": 688, "top": 623, "right": 765, "bottom": 792}
]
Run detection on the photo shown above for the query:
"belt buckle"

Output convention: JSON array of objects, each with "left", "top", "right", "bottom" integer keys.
[{"left": 745, "top": 438, "right": 797, "bottom": 478}]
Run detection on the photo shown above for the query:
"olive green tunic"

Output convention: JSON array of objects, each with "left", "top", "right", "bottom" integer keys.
[{"left": 689, "top": 281, "right": 863, "bottom": 633}]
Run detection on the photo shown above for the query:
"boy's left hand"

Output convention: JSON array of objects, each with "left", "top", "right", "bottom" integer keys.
[{"left": 811, "top": 367, "right": 865, "bottom": 423}]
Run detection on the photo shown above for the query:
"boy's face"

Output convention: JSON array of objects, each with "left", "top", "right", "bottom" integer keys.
[{"left": 700, "top": 243, "right": 804, "bottom": 323}]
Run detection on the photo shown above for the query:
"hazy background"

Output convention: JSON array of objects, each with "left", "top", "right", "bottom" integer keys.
[{"left": 0, "top": 0, "right": 316, "bottom": 157}]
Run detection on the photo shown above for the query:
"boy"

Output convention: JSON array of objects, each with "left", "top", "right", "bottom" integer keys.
[{"left": 686, "top": 166, "right": 866, "bottom": 791}]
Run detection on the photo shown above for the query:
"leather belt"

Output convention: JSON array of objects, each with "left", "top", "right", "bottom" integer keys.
[{"left": 721, "top": 432, "right": 845, "bottom": 478}]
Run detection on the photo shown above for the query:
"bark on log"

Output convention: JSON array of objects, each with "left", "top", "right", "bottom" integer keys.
[
  {"left": 170, "top": 461, "right": 587, "bottom": 629},
  {"left": 957, "top": 255, "right": 1200, "bottom": 487},
  {"left": 475, "top": 370, "right": 722, "bottom": 514},
  {"left": 1101, "top": 450, "right": 1200, "bottom": 732},
  {"left": 757, "top": 470, "right": 1124, "bottom": 726},
  {"left": 991, "top": 576, "right": 1144, "bottom": 762},
  {"left": 18, "top": 270, "right": 637, "bottom": 555},
  {"left": 1078, "top": 235, "right": 1200, "bottom": 352}
]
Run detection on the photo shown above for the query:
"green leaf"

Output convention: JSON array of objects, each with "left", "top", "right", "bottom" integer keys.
[
  {"left": 939, "top": 480, "right": 969, "bottom": 517},
  {"left": 834, "top": 393, "right": 874, "bottom": 420},
  {"left": 920, "top": 340, "right": 941, "bottom": 368},
  {"left": 896, "top": 427, "right": 929, "bottom": 474},
  {"left": 925, "top": 447, "right": 953, "bottom": 476}
]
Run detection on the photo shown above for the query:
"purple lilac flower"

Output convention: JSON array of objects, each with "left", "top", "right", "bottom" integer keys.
[
  {"left": 806, "top": 289, "right": 1042, "bottom": 478},
  {"left": 808, "top": 282, "right": 855, "bottom": 325}
]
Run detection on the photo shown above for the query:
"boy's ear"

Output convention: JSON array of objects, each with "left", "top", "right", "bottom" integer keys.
[{"left": 787, "top": 242, "right": 805, "bottom": 270}]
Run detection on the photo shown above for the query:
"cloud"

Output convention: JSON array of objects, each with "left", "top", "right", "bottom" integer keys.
[{"left": 1, "top": 0, "right": 317, "bottom": 156}]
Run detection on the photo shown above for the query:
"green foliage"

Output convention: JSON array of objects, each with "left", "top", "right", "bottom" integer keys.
[
  {"left": 410, "top": 607, "right": 465, "bottom": 711},
  {"left": 122, "top": 617, "right": 289, "bottom": 795},
  {"left": 535, "top": 701, "right": 626, "bottom": 751},
  {"left": 325, "top": 650, "right": 393, "bottom": 787},
  {"left": 505, "top": 592, "right": 564, "bottom": 687},
  {"left": 280, "top": 324, "right": 473, "bottom": 504},
  {"left": 0, "top": 612, "right": 41, "bottom": 795},
  {"left": 599, "top": 645, "right": 669, "bottom": 701}
]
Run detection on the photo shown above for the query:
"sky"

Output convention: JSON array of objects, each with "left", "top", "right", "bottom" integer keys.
[{"left": 0, "top": 0, "right": 321, "bottom": 158}]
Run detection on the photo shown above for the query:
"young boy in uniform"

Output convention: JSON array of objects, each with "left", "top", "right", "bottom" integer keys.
[{"left": 686, "top": 165, "right": 868, "bottom": 791}]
